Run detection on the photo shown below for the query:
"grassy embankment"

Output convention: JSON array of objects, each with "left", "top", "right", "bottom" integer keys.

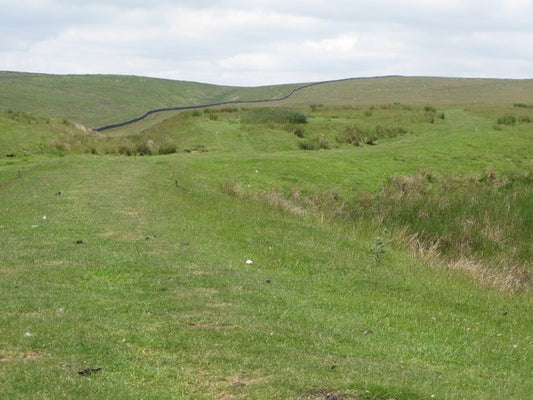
[{"left": 0, "top": 74, "right": 532, "bottom": 399}]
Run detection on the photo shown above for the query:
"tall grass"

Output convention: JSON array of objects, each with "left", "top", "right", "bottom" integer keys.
[
  {"left": 336, "top": 124, "right": 408, "bottom": 146},
  {"left": 351, "top": 169, "right": 532, "bottom": 291},
  {"left": 242, "top": 107, "right": 307, "bottom": 124}
]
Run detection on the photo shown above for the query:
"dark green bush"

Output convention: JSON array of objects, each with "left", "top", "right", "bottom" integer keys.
[
  {"left": 498, "top": 115, "right": 517, "bottom": 125},
  {"left": 244, "top": 107, "right": 307, "bottom": 124}
]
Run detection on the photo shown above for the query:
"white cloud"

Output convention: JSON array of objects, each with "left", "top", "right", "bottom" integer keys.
[
  {"left": 305, "top": 34, "right": 359, "bottom": 53},
  {"left": 0, "top": 0, "right": 531, "bottom": 85}
]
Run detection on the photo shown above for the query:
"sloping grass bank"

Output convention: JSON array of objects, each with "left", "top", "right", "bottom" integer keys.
[{"left": 351, "top": 169, "right": 532, "bottom": 292}]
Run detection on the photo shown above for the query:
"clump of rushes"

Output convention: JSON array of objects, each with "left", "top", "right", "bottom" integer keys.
[
  {"left": 243, "top": 107, "right": 307, "bottom": 124},
  {"left": 497, "top": 115, "right": 517, "bottom": 125},
  {"left": 351, "top": 169, "right": 532, "bottom": 291}
]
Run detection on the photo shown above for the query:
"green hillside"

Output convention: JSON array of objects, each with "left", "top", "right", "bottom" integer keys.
[
  {"left": 0, "top": 71, "right": 301, "bottom": 127},
  {"left": 2, "top": 72, "right": 532, "bottom": 130},
  {"left": 283, "top": 76, "right": 533, "bottom": 106},
  {"left": 0, "top": 73, "right": 532, "bottom": 400}
]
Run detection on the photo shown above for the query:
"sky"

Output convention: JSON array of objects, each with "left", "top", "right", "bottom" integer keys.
[{"left": 1, "top": 0, "right": 532, "bottom": 86}]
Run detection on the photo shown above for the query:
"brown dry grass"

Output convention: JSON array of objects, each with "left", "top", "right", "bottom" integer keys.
[{"left": 396, "top": 227, "right": 531, "bottom": 293}]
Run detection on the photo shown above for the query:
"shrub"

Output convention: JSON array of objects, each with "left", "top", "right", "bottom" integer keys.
[
  {"left": 158, "top": 141, "right": 178, "bottom": 155},
  {"left": 336, "top": 125, "right": 368, "bottom": 146},
  {"left": 497, "top": 115, "right": 517, "bottom": 125},
  {"left": 244, "top": 107, "right": 307, "bottom": 124}
]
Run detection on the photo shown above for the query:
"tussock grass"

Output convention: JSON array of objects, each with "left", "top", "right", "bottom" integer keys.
[
  {"left": 351, "top": 169, "right": 532, "bottom": 292},
  {"left": 242, "top": 107, "right": 307, "bottom": 124},
  {"left": 336, "top": 124, "right": 408, "bottom": 146}
]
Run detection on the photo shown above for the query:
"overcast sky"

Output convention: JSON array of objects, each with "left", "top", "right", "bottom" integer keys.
[{"left": 1, "top": 0, "right": 532, "bottom": 86}]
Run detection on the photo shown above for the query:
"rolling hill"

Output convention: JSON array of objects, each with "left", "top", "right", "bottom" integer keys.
[{"left": 2, "top": 71, "right": 532, "bottom": 129}]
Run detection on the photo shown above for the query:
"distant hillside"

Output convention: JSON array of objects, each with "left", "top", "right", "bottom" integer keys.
[
  {"left": 281, "top": 76, "right": 533, "bottom": 107},
  {"left": 1, "top": 72, "right": 532, "bottom": 129},
  {"left": 0, "top": 71, "right": 301, "bottom": 127}
]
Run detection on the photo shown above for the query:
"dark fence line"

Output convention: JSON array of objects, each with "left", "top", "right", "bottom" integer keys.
[{"left": 92, "top": 77, "right": 357, "bottom": 132}]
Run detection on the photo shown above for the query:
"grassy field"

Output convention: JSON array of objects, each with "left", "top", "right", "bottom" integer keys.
[{"left": 0, "top": 74, "right": 532, "bottom": 400}]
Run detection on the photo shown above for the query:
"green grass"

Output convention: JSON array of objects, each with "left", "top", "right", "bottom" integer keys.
[
  {"left": 352, "top": 170, "right": 532, "bottom": 290},
  {"left": 283, "top": 76, "right": 533, "bottom": 107},
  {"left": 1, "top": 74, "right": 532, "bottom": 399},
  {"left": 0, "top": 71, "right": 302, "bottom": 127}
]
